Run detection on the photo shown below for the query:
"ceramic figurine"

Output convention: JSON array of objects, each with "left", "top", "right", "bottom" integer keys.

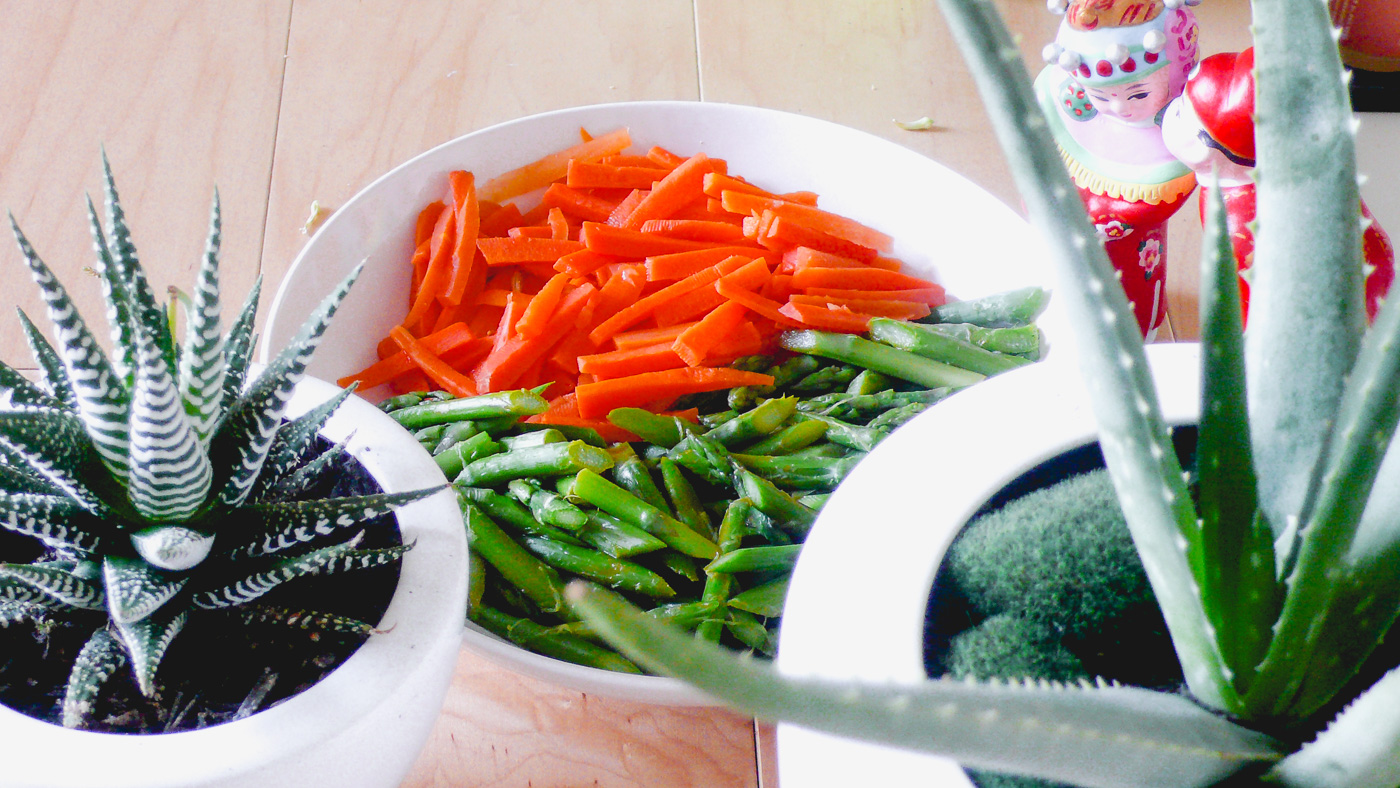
[
  {"left": 1035, "top": 0, "right": 1202, "bottom": 337},
  {"left": 1161, "top": 46, "right": 1396, "bottom": 324}
]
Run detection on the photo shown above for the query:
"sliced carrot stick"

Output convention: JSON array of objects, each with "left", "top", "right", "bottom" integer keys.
[
  {"left": 415, "top": 201, "right": 447, "bottom": 247},
  {"left": 763, "top": 215, "right": 879, "bottom": 261},
  {"left": 443, "top": 171, "right": 482, "bottom": 305},
  {"left": 610, "top": 322, "right": 695, "bottom": 351},
  {"left": 577, "top": 342, "right": 686, "bottom": 379},
  {"left": 762, "top": 202, "right": 893, "bottom": 252},
  {"left": 540, "top": 182, "right": 618, "bottom": 223},
  {"left": 602, "top": 154, "right": 671, "bottom": 169},
  {"left": 673, "top": 300, "right": 750, "bottom": 367},
  {"left": 620, "top": 153, "right": 715, "bottom": 231},
  {"left": 547, "top": 207, "right": 571, "bottom": 241},
  {"left": 803, "top": 285, "right": 949, "bottom": 306},
  {"left": 554, "top": 248, "right": 618, "bottom": 277},
  {"left": 653, "top": 256, "right": 771, "bottom": 326},
  {"left": 582, "top": 265, "right": 646, "bottom": 331},
  {"left": 782, "top": 246, "right": 870, "bottom": 270},
  {"left": 479, "top": 127, "right": 632, "bottom": 203},
  {"left": 790, "top": 266, "right": 937, "bottom": 291},
  {"left": 339, "top": 322, "right": 478, "bottom": 390},
  {"left": 788, "top": 294, "right": 931, "bottom": 320},
  {"left": 515, "top": 272, "right": 571, "bottom": 339},
  {"left": 701, "top": 172, "right": 820, "bottom": 206},
  {"left": 581, "top": 222, "right": 723, "bottom": 258},
  {"left": 474, "top": 285, "right": 596, "bottom": 391},
  {"left": 567, "top": 160, "right": 670, "bottom": 191},
  {"left": 407, "top": 240, "right": 430, "bottom": 308},
  {"left": 646, "top": 146, "right": 688, "bottom": 169},
  {"left": 509, "top": 225, "right": 554, "bottom": 239},
  {"left": 587, "top": 254, "right": 749, "bottom": 344},
  {"left": 575, "top": 367, "right": 774, "bottom": 419},
  {"left": 479, "top": 202, "right": 524, "bottom": 237},
  {"left": 604, "top": 189, "right": 649, "bottom": 228},
  {"left": 645, "top": 246, "right": 769, "bottom": 281},
  {"left": 779, "top": 301, "right": 872, "bottom": 333},
  {"left": 715, "top": 277, "right": 803, "bottom": 328},
  {"left": 388, "top": 325, "right": 479, "bottom": 398},
  {"left": 638, "top": 219, "right": 749, "bottom": 244},
  {"left": 477, "top": 237, "right": 585, "bottom": 265},
  {"left": 403, "top": 206, "right": 457, "bottom": 332}
]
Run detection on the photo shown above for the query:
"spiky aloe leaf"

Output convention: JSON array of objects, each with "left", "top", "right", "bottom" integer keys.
[
  {"left": 932, "top": 0, "right": 1233, "bottom": 712},
  {"left": 238, "top": 604, "right": 376, "bottom": 635},
  {"left": 100, "top": 152, "right": 177, "bottom": 376},
  {"left": 0, "top": 444, "right": 61, "bottom": 496},
  {"left": 102, "top": 556, "right": 187, "bottom": 624},
  {"left": 1244, "top": 0, "right": 1366, "bottom": 554},
  {"left": 1266, "top": 667, "right": 1400, "bottom": 787},
  {"left": 61, "top": 626, "right": 128, "bottom": 728},
  {"left": 0, "top": 563, "right": 105, "bottom": 610},
  {"left": 254, "top": 384, "right": 357, "bottom": 494},
  {"left": 220, "top": 275, "right": 261, "bottom": 405},
  {"left": 210, "top": 263, "right": 362, "bottom": 508},
  {"left": 235, "top": 488, "right": 436, "bottom": 558},
  {"left": 1238, "top": 0, "right": 1389, "bottom": 722},
  {"left": 0, "top": 358, "right": 60, "bottom": 409},
  {"left": 0, "top": 406, "right": 107, "bottom": 513},
  {"left": 191, "top": 531, "right": 365, "bottom": 610},
  {"left": 15, "top": 309, "right": 75, "bottom": 409},
  {"left": 572, "top": 585, "right": 1283, "bottom": 788},
  {"left": 126, "top": 314, "right": 213, "bottom": 522},
  {"left": 85, "top": 195, "right": 136, "bottom": 387},
  {"left": 8, "top": 217, "right": 131, "bottom": 481},
  {"left": 0, "top": 491, "right": 103, "bottom": 553},
  {"left": 115, "top": 609, "right": 187, "bottom": 697},
  {"left": 309, "top": 542, "right": 412, "bottom": 576},
  {"left": 1195, "top": 181, "right": 1278, "bottom": 696},
  {"left": 176, "top": 190, "right": 225, "bottom": 444}
]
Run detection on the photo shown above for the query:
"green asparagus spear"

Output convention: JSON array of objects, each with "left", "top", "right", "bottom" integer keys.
[
  {"left": 867, "top": 317, "right": 1031, "bottom": 376},
  {"left": 433, "top": 420, "right": 483, "bottom": 455},
  {"left": 499, "top": 428, "right": 568, "bottom": 450},
  {"left": 612, "top": 453, "right": 672, "bottom": 514},
  {"left": 388, "top": 388, "right": 550, "bottom": 429},
  {"left": 605, "top": 407, "right": 697, "bottom": 447},
  {"left": 455, "top": 440, "right": 614, "bottom": 487},
  {"left": 435, "top": 431, "right": 504, "bottom": 479},
  {"left": 456, "top": 485, "right": 586, "bottom": 545},
  {"left": 520, "top": 536, "right": 676, "bottom": 598},
  {"left": 743, "top": 419, "right": 829, "bottom": 456},
  {"left": 658, "top": 458, "right": 713, "bottom": 538},
  {"left": 734, "top": 467, "right": 818, "bottom": 536},
  {"left": 571, "top": 469, "right": 719, "bottom": 559},
  {"left": 705, "top": 544, "right": 803, "bottom": 574},
  {"left": 921, "top": 322, "right": 1042, "bottom": 357},
  {"left": 728, "top": 575, "right": 791, "bottom": 618},
  {"left": 731, "top": 450, "right": 865, "bottom": 489},
  {"left": 578, "top": 510, "right": 668, "bottom": 557},
  {"left": 461, "top": 500, "right": 570, "bottom": 617},
  {"left": 703, "top": 396, "right": 798, "bottom": 448},
  {"left": 924, "top": 285, "right": 1048, "bottom": 327},
  {"left": 780, "top": 330, "right": 985, "bottom": 389},
  {"left": 471, "top": 604, "right": 641, "bottom": 673},
  {"left": 696, "top": 498, "right": 753, "bottom": 642},
  {"left": 507, "top": 478, "right": 590, "bottom": 530}
]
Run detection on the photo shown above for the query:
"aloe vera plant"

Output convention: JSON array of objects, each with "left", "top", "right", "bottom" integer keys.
[
  {"left": 567, "top": 0, "right": 1400, "bottom": 785},
  {"left": 0, "top": 159, "right": 440, "bottom": 730}
]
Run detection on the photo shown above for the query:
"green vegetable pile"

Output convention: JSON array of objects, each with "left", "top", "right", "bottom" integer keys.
[{"left": 382, "top": 287, "right": 1048, "bottom": 673}]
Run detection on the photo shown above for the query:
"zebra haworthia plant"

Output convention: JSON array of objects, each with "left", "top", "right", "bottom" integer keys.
[
  {"left": 1, "top": 159, "right": 440, "bottom": 729},
  {"left": 569, "top": 0, "right": 1400, "bottom": 786}
]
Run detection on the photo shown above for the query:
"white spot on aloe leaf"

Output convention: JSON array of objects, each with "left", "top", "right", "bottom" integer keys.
[{"left": 131, "top": 526, "right": 215, "bottom": 571}]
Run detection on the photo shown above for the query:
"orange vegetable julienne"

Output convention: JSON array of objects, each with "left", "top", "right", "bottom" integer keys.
[
  {"left": 577, "top": 341, "right": 686, "bottom": 379},
  {"left": 587, "top": 254, "right": 750, "bottom": 344},
  {"left": 803, "top": 285, "right": 949, "bottom": 307},
  {"left": 339, "top": 322, "right": 477, "bottom": 390},
  {"left": 672, "top": 300, "right": 751, "bottom": 367},
  {"left": 477, "top": 237, "right": 585, "bottom": 265},
  {"left": 388, "top": 325, "right": 479, "bottom": 398},
  {"left": 478, "top": 127, "right": 632, "bottom": 203},
  {"left": 790, "top": 265, "right": 937, "bottom": 291},
  {"left": 574, "top": 367, "right": 774, "bottom": 419},
  {"left": 778, "top": 301, "right": 872, "bottom": 333},
  {"left": 619, "top": 152, "right": 714, "bottom": 231}
]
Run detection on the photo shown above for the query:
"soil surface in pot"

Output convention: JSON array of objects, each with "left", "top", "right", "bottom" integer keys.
[{"left": 0, "top": 438, "right": 402, "bottom": 734}]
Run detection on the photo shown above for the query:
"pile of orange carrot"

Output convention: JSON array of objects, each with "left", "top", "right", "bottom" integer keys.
[{"left": 339, "top": 127, "right": 948, "bottom": 432}]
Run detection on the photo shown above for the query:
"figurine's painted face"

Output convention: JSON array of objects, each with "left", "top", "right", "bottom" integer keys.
[{"left": 1082, "top": 68, "right": 1174, "bottom": 126}]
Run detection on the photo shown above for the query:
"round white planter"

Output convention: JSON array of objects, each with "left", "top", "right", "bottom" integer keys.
[
  {"left": 774, "top": 342, "right": 1202, "bottom": 788},
  {"left": 0, "top": 375, "right": 468, "bottom": 788}
]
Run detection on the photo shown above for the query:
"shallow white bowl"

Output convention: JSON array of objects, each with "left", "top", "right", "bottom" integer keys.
[{"left": 263, "top": 100, "right": 1061, "bottom": 705}]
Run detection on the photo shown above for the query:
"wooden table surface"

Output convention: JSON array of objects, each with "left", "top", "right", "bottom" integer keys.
[{"left": 0, "top": 1, "right": 1309, "bottom": 786}]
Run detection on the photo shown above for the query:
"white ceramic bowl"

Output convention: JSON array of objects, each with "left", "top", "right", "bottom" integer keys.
[
  {"left": 263, "top": 100, "right": 1061, "bottom": 705},
  {"left": 775, "top": 343, "right": 1201, "bottom": 787}
]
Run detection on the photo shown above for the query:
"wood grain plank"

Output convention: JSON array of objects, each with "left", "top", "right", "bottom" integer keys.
[
  {"left": 0, "top": 0, "right": 290, "bottom": 367},
  {"left": 259, "top": 0, "right": 701, "bottom": 343},
  {"left": 400, "top": 648, "right": 760, "bottom": 788}
]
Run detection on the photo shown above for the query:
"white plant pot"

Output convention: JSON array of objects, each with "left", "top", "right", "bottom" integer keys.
[
  {"left": 774, "top": 342, "right": 1202, "bottom": 788},
  {"left": 0, "top": 375, "right": 468, "bottom": 788}
]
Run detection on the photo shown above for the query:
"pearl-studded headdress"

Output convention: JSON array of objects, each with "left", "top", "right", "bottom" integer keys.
[{"left": 1042, "top": 0, "right": 1202, "bottom": 87}]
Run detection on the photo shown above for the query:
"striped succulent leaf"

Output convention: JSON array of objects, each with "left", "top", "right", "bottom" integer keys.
[
  {"left": 61, "top": 627, "right": 128, "bottom": 729},
  {"left": 311, "top": 542, "right": 413, "bottom": 576},
  {"left": 0, "top": 599, "right": 52, "bottom": 627},
  {"left": 100, "top": 154, "right": 177, "bottom": 377},
  {"left": 8, "top": 218, "right": 131, "bottom": 482},
  {"left": 263, "top": 438, "right": 349, "bottom": 498},
  {"left": 116, "top": 609, "right": 188, "bottom": 697},
  {"left": 239, "top": 604, "right": 377, "bottom": 635},
  {"left": 212, "top": 263, "right": 363, "bottom": 508},
  {"left": 102, "top": 556, "right": 188, "bottom": 624},
  {"left": 14, "top": 310, "right": 76, "bottom": 410},
  {"left": 237, "top": 488, "right": 436, "bottom": 558},
  {"left": 0, "top": 449, "right": 60, "bottom": 496},
  {"left": 177, "top": 191, "right": 226, "bottom": 444},
  {"left": 0, "top": 491, "right": 103, "bottom": 554},
  {"left": 0, "top": 359, "right": 60, "bottom": 409},
  {"left": 126, "top": 317, "right": 213, "bottom": 522},
  {"left": 254, "top": 385, "right": 357, "bottom": 494},
  {"left": 0, "top": 563, "right": 105, "bottom": 610},
  {"left": 0, "top": 406, "right": 107, "bottom": 513},
  {"left": 220, "top": 276, "right": 261, "bottom": 405},
  {"left": 192, "top": 532, "right": 366, "bottom": 610},
  {"left": 86, "top": 196, "right": 136, "bottom": 387}
]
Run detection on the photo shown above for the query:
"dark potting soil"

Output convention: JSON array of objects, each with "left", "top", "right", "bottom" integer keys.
[{"left": 0, "top": 437, "right": 402, "bottom": 734}]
